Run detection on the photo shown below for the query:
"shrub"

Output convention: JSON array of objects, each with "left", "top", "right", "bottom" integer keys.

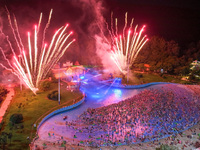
[
  {"left": 47, "top": 90, "right": 59, "bottom": 101},
  {"left": 9, "top": 114, "right": 23, "bottom": 125},
  {"left": 135, "top": 73, "right": 143, "bottom": 79}
]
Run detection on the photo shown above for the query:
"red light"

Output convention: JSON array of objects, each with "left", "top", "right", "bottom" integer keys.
[
  {"left": 55, "top": 30, "right": 58, "bottom": 34},
  {"left": 70, "top": 31, "right": 73, "bottom": 34},
  {"left": 73, "top": 39, "right": 76, "bottom": 41}
]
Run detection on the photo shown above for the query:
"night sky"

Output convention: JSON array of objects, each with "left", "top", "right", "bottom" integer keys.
[
  {"left": 0, "top": 0, "right": 200, "bottom": 64},
  {"left": 1, "top": 0, "right": 200, "bottom": 43},
  {"left": 107, "top": 0, "right": 200, "bottom": 44}
]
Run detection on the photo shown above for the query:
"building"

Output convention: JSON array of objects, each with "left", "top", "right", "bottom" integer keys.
[{"left": 52, "top": 61, "right": 85, "bottom": 88}]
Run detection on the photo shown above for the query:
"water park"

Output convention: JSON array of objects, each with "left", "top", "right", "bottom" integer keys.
[
  {"left": 0, "top": 1, "right": 200, "bottom": 150},
  {"left": 30, "top": 69, "right": 200, "bottom": 150}
]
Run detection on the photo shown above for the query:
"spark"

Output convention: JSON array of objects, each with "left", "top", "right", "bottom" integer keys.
[
  {"left": 0, "top": 9, "right": 75, "bottom": 94},
  {"left": 101, "top": 13, "right": 148, "bottom": 74}
]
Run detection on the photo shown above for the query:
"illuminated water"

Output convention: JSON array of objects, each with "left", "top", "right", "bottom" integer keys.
[
  {"left": 38, "top": 75, "right": 146, "bottom": 141},
  {"left": 37, "top": 74, "right": 200, "bottom": 147},
  {"left": 63, "top": 78, "right": 142, "bottom": 121}
]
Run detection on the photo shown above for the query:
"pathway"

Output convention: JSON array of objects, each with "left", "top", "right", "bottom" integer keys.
[{"left": 0, "top": 84, "right": 15, "bottom": 123}]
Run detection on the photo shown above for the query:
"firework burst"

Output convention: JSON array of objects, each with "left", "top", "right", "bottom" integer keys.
[
  {"left": 0, "top": 9, "right": 75, "bottom": 94},
  {"left": 101, "top": 12, "right": 148, "bottom": 74}
]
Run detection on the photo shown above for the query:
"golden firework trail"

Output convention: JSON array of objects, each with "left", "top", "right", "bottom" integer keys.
[{"left": 0, "top": 9, "right": 75, "bottom": 94}]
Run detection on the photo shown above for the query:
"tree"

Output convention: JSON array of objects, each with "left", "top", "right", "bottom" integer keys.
[
  {"left": 174, "top": 66, "right": 190, "bottom": 75},
  {"left": 188, "top": 60, "right": 200, "bottom": 81},
  {"left": 134, "top": 36, "right": 181, "bottom": 74},
  {"left": 9, "top": 114, "right": 23, "bottom": 125}
]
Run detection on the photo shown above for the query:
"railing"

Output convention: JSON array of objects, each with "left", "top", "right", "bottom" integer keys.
[{"left": 103, "top": 81, "right": 173, "bottom": 89}]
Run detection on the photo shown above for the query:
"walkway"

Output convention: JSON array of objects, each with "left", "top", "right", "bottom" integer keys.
[{"left": 0, "top": 84, "right": 15, "bottom": 123}]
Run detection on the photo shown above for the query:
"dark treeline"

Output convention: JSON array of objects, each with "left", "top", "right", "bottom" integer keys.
[{"left": 134, "top": 36, "right": 200, "bottom": 75}]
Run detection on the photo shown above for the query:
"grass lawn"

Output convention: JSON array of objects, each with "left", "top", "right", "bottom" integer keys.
[
  {"left": 0, "top": 81, "right": 83, "bottom": 150},
  {"left": 121, "top": 71, "right": 194, "bottom": 85}
]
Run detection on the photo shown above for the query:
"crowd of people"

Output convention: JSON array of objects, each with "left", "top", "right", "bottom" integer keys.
[{"left": 65, "top": 84, "right": 200, "bottom": 147}]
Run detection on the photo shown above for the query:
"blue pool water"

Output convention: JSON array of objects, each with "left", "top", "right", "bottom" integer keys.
[
  {"left": 38, "top": 76, "right": 147, "bottom": 141},
  {"left": 38, "top": 74, "right": 199, "bottom": 146}
]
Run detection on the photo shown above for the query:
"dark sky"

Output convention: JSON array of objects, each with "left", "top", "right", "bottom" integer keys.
[
  {"left": 106, "top": 0, "right": 200, "bottom": 44},
  {"left": 1, "top": 0, "right": 200, "bottom": 45},
  {"left": 1, "top": 0, "right": 200, "bottom": 64}
]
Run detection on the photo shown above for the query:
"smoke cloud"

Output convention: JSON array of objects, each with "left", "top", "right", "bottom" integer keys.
[
  {"left": 94, "top": 35, "right": 120, "bottom": 73},
  {"left": 71, "top": 0, "right": 120, "bottom": 73},
  {"left": 69, "top": 0, "right": 108, "bottom": 66}
]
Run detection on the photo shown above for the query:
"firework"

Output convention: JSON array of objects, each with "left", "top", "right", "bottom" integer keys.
[
  {"left": 0, "top": 9, "right": 75, "bottom": 94},
  {"left": 103, "top": 12, "right": 148, "bottom": 74}
]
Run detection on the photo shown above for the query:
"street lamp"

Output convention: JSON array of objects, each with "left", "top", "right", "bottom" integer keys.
[{"left": 58, "top": 62, "right": 61, "bottom": 105}]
